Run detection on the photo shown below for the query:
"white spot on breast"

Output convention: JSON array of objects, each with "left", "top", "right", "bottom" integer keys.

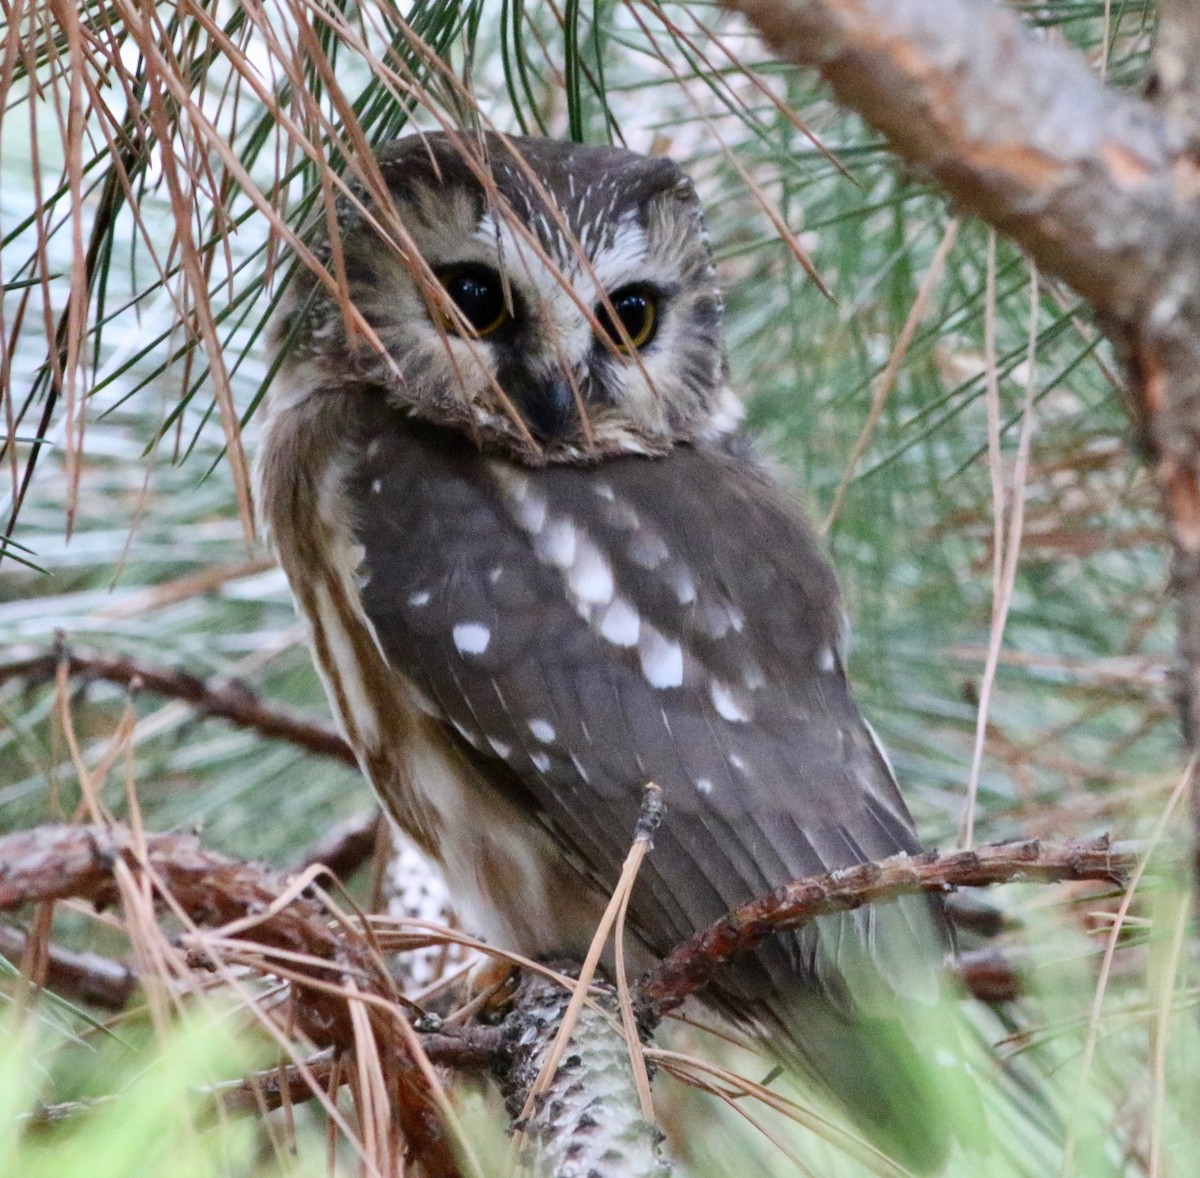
[
  {"left": 408, "top": 590, "right": 431, "bottom": 608},
  {"left": 628, "top": 531, "right": 669, "bottom": 570},
  {"left": 819, "top": 645, "right": 837, "bottom": 672},
  {"left": 598, "top": 597, "right": 640, "bottom": 646},
  {"left": 694, "top": 777, "right": 714, "bottom": 796},
  {"left": 531, "top": 751, "right": 552, "bottom": 773},
  {"left": 638, "top": 626, "right": 684, "bottom": 689},
  {"left": 488, "top": 736, "right": 512, "bottom": 759},
  {"left": 710, "top": 680, "right": 751, "bottom": 723},
  {"left": 537, "top": 517, "right": 577, "bottom": 567},
  {"left": 370, "top": 478, "right": 382, "bottom": 495},
  {"left": 493, "top": 467, "right": 548, "bottom": 535},
  {"left": 568, "top": 539, "right": 614, "bottom": 605},
  {"left": 453, "top": 622, "right": 491, "bottom": 655},
  {"left": 527, "top": 718, "right": 556, "bottom": 743}
]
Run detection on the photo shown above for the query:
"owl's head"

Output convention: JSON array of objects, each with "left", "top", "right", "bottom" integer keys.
[{"left": 273, "top": 133, "right": 739, "bottom": 462}]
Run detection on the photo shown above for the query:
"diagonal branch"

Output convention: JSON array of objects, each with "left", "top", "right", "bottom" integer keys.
[{"left": 639, "top": 836, "right": 1152, "bottom": 1013}]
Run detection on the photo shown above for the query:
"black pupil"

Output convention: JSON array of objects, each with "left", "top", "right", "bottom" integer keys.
[
  {"left": 444, "top": 268, "right": 505, "bottom": 332},
  {"left": 615, "top": 292, "right": 648, "bottom": 335},
  {"left": 599, "top": 288, "right": 653, "bottom": 347}
]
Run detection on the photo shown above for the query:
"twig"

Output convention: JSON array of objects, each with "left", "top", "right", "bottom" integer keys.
[
  {"left": 297, "top": 809, "right": 383, "bottom": 876},
  {"left": 640, "top": 836, "right": 1151, "bottom": 1013},
  {"left": 0, "top": 640, "right": 355, "bottom": 766},
  {"left": 0, "top": 925, "right": 138, "bottom": 1010}
]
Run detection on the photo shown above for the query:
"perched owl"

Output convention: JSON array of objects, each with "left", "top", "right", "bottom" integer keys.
[{"left": 257, "top": 133, "right": 960, "bottom": 1170}]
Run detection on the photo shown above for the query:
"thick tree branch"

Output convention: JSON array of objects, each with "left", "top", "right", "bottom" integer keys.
[
  {"left": 721, "top": 0, "right": 1200, "bottom": 859},
  {"left": 0, "top": 641, "right": 355, "bottom": 767},
  {"left": 1, "top": 824, "right": 1163, "bottom": 1169}
]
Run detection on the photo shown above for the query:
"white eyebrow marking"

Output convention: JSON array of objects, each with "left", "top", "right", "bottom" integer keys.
[
  {"left": 452, "top": 623, "right": 491, "bottom": 655},
  {"left": 592, "top": 217, "right": 648, "bottom": 289},
  {"left": 527, "top": 718, "right": 556, "bottom": 743},
  {"left": 710, "top": 680, "right": 751, "bottom": 723},
  {"left": 638, "top": 626, "right": 684, "bottom": 689},
  {"left": 598, "top": 597, "right": 640, "bottom": 647}
]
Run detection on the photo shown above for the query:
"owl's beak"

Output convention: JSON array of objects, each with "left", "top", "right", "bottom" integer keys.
[{"left": 510, "top": 374, "right": 576, "bottom": 442}]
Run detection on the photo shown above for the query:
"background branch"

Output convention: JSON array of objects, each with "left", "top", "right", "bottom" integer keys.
[{"left": 0, "top": 641, "right": 355, "bottom": 766}]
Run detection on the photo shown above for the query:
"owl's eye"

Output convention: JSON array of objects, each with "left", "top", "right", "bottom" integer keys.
[
  {"left": 436, "top": 265, "right": 511, "bottom": 337},
  {"left": 595, "top": 286, "right": 658, "bottom": 353}
]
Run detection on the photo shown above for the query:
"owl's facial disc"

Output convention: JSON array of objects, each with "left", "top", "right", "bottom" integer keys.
[{"left": 275, "top": 134, "right": 742, "bottom": 462}]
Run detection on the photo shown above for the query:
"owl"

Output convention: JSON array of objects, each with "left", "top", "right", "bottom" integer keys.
[{"left": 257, "top": 133, "right": 959, "bottom": 1171}]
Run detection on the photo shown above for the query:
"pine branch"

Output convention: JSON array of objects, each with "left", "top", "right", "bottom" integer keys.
[
  {"left": 0, "top": 822, "right": 459, "bottom": 1175},
  {"left": 0, "top": 925, "right": 137, "bottom": 1010},
  {"left": 640, "top": 836, "right": 1151, "bottom": 1013}
]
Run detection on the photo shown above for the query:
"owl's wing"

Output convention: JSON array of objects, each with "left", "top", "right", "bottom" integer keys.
[{"left": 350, "top": 411, "right": 943, "bottom": 1012}]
